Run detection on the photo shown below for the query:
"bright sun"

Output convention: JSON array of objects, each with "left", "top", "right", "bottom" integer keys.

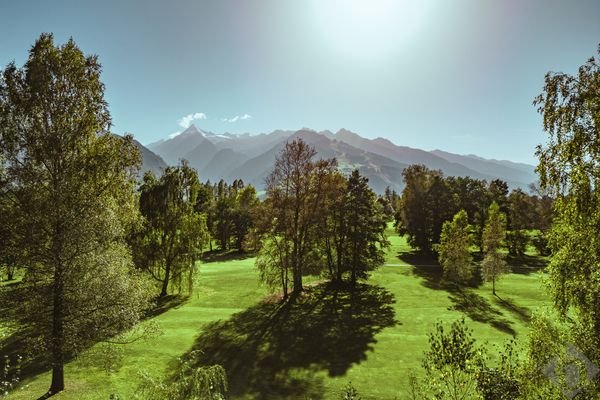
[{"left": 311, "top": 0, "right": 431, "bottom": 61}]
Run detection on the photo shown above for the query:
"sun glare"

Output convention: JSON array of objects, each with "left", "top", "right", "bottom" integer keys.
[{"left": 311, "top": 0, "right": 431, "bottom": 62}]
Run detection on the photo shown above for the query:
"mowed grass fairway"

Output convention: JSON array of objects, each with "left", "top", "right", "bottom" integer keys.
[{"left": 4, "top": 228, "right": 549, "bottom": 399}]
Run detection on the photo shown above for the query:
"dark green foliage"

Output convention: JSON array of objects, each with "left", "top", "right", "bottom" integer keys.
[
  {"left": 345, "top": 170, "right": 389, "bottom": 285},
  {"left": 505, "top": 230, "right": 528, "bottom": 257},
  {"left": 134, "top": 161, "right": 208, "bottom": 297},
  {"left": 435, "top": 210, "right": 473, "bottom": 285},
  {"left": 395, "top": 165, "right": 454, "bottom": 253},
  {"left": 0, "top": 33, "right": 152, "bottom": 396},
  {"left": 397, "top": 166, "right": 552, "bottom": 255},
  {"left": 476, "top": 341, "right": 521, "bottom": 400},
  {"left": 1, "top": 355, "right": 21, "bottom": 398},
  {"left": 531, "top": 231, "right": 550, "bottom": 256}
]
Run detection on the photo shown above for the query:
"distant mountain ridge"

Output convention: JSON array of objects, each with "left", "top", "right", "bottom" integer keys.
[{"left": 142, "top": 125, "right": 537, "bottom": 193}]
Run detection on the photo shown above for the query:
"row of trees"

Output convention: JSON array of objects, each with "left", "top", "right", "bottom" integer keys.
[
  {"left": 256, "top": 140, "right": 389, "bottom": 299},
  {"left": 392, "top": 166, "right": 553, "bottom": 256},
  {"left": 410, "top": 44, "right": 600, "bottom": 399}
]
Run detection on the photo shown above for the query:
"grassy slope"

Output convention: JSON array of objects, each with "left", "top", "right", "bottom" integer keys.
[{"left": 5, "top": 230, "right": 548, "bottom": 400}]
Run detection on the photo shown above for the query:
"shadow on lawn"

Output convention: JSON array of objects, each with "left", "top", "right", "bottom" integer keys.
[
  {"left": 396, "top": 251, "right": 516, "bottom": 335},
  {"left": 179, "top": 282, "right": 398, "bottom": 400},
  {"left": 507, "top": 254, "right": 548, "bottom": 275},
  {"left": 397, "top": 251, "right": 483, "bottom": 290},
  {"left": 0, "top": 283, "right": 186, "bottom": 383},
  {"left": 448, "top": 290, "right": 516, "bottom": 336},
  {"left": 0, "top": 282, "right": 50, "bottom": 379},
  {"left": 494, "top": 296, "right": 531, "bottom": 323},
  {"left": 202, "top": 250, "right": 256, "bottom": 263}
]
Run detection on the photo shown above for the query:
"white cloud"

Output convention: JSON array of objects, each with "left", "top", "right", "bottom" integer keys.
[
  {"left": 168, "top": 131, "right": 182, "bottom": 139},
  {"left": 178, "top": 112, "right": 207, "bottom": 129},
  {"left": 222, "top": 113, "right": 252, "bottom": 123}
]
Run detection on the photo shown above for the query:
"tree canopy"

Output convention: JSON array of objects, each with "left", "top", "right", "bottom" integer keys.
[{"left": 0, "top": 33, "right": 152, "bottom": 396}]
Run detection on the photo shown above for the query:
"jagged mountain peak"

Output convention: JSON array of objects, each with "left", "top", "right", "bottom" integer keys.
[{"left": 147, "top": 126, "right": 536, "bottom": 192}]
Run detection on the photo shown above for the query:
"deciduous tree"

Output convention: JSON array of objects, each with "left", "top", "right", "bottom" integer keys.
[
  {"left": 534, "top": 44, "right": 600, "bottom": 382},
  {"left": 135, "top": 161, "right": 208, "bottom": 297},
  {"left": 435, "top": 210, "right": 472, "bottom": 285},
  {"left": 482, "top": 202, "right": 509, "bottom": 295},
  {"left": 0, "top": 34, "right": 152, "bottom": 396}
]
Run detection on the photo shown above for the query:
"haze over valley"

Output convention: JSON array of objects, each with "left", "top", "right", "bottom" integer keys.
[{"left": 139, "top": 124, "right": 537, "bottom": 192}]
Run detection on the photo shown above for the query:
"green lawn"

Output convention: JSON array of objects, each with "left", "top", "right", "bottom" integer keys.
[{"left": 3, "top": 230, "right": 549, "bottom": 399}]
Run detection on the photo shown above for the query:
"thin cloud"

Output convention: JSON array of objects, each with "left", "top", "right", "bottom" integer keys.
[
  {"left": 178, "top": 112, "right": 207, "bottom": 129},
  {"left": 222, "top": 113, "right": 252, "bottom": 123}
]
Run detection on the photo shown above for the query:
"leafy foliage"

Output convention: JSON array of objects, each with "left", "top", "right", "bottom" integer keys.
[
  {"left": 0, "top": 33, "right": 153, "bottom": 396},
  {"left": 482, "top": 202, "right": 509, "bottom": 295},
  {"left": 134, "top": 161, "right": 208, "bottom": 297},
  {"left": 534, "top": 44, "right": 600, "bottom": 391},
  {"left": 137, "top": 361, "right": 227, "bottom": 400},
  {"left": 420, "top": 319, "right": 483, "bottom": 400},
  {"left": 435, "top": 210, "right": 473, "bottom": 285}
]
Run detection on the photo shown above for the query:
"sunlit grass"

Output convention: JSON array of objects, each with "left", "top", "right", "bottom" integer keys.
[{"left": 4, "top": 229, "right": 549, "bottom": 399}]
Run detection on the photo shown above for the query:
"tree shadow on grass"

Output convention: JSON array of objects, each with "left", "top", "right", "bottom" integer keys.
[
  {"left": 0, "top": 284, "right": 185, "bottom": 384},
  {"left": 0, "top": 282, "right": 50, "bottom": 380},
  {"left": 395, "top": 251, "right": 515, "bottom": 335},
  {"left": 493, "top": 296, "right": 531, "bottom": 323},
  {"left": 179, "top": 282, "right": 398, "bottom": 400},
  {"left": 506, "top": 254, "right": 548, "bottom": 275},
  {"left": 144, "top": 294, "right": 188, "bottom": 319},
  {"left": 397, "top": 251, "right": 483, "bottom": 290},
  {"left": 448, "top": 289, "right": 516, "bottom": 336},
  {"left": 202, "top": 250, "right": 256, "bottom": 264}
]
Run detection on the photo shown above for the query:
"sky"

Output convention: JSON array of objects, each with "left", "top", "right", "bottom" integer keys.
[{"left": 1, "top": 0, "right": 599, "bottom": 164}]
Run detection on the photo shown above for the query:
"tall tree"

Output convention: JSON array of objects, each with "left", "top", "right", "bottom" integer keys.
[
  {"left": 345, "top": 170, "right": 389, "bottom": 286},
  {"left": 232, "top": 183, "right": 259, "bottom": 251},
  {"left": 534, "top": 44, "right": 600, "bottom": 378},
  {"left": 435, "top": 210, "right": 473, "bottom": 285},
  {"left": 261, "top": 138, "right": 336, "bottom": 296},
  {"left": 320, "top": 170, "right": 348, "bottom": 282},
  {"left": 482, "top": 202, "right": 509, "bottom": 295},
  {"left": 0, "top": 34, "right": 152, "bottom": 396},
  {"left": 396, "top": 165, "right": 455, "bottom": 253},
  {"left": 506, "top": 189, "right": 531, "bottom": 256},
  {"left": 135, "top": 161, "right": 208, "bottom": 297}
]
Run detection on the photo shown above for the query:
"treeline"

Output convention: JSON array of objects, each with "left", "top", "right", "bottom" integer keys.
[{"left": 385, "top": 165, "right": 553, "bottom": 256}]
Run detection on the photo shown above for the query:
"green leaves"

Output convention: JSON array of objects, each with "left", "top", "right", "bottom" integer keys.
[{"left": 436, "top": 209, "right": 473, "bottom": 285}]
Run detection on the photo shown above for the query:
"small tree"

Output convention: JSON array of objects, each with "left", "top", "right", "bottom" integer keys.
[
  {"left": 482, "top": 202, "right": 509, "bottom": 295},
  {"left": 137, "top": 362, "right": 227, "bottom": 400},
  {"left": 421, "top": 319, "right": 483, "bottom": 400},
  {"left": 340, "top": 381, "right": 361, "bottom": 400},
  {"left": 135, "top": 161, "right": 208, "bottom": 297},
  {"left": 435, "top": 210, "right": 472, "bottom": 285}
]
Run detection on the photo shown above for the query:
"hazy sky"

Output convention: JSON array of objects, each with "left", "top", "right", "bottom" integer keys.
[{"left": 1, "top": 0, "right": 599, "bottom": 163}]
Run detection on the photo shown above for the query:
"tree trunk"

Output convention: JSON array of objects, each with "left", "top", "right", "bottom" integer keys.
[
  {"left": 293, "top": 266, "right": 303, "bottom": 294},
  {"left": 49, "top": 264, "right": 65, "bottom": 395},
  {"left": 492, "top": 276, "right": 496, "bottom": 295},
  {"left": 160, "top": 260, "right": 171, "bottom": 297}
]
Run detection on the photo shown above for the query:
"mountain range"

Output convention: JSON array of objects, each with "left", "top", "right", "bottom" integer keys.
[{"left": 137, "top": 125, "right": 537, "bottom": 193}]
